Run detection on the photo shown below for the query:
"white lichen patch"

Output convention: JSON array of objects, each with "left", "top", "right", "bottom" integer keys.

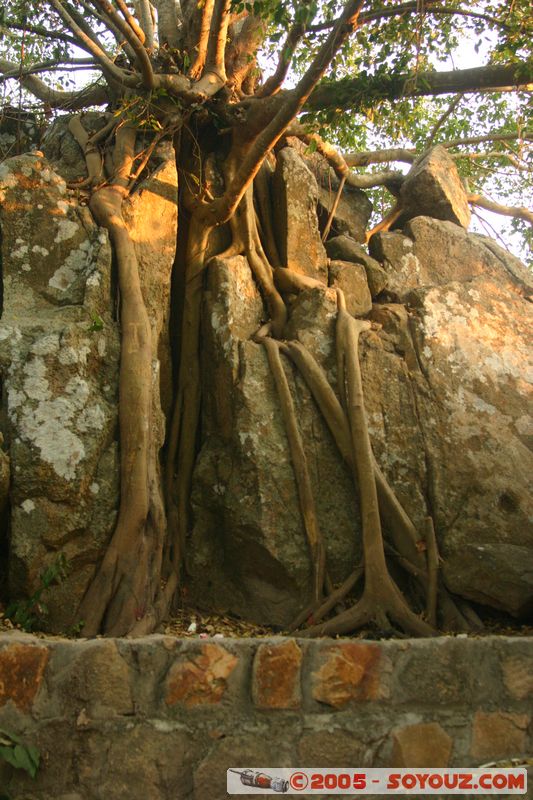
[
  {"left": 31, "top": 334, "right": 60, "bottom": 357},
  {"left": 22, "top": 357, "right": 51, "bottom": 400},
  {"left": 86, "top": 270, "right": 101, "bottom": 288},
  {"left": 7, "top": 356, "right": 109, "bottom": 481},
  {"left": 21, "top": 499, "right": 35, "bottom": 514},
  {"left": 58, "top": 341, "right": 91, "bottom": 366},
  {"left": 422, "top": 287, "right": 531, "bottom": 384},
  {"left": 49, "top": 239, "right": 93, "bottom": 291},
  {"left": 515, "top": 415, "right": 533, "bottom": 437},
  {"left": 400, "top": 252, "right": 421, "bottom": 280},
  {"left": 12, "top": 243, "right": 29, "bottom": 260},
  {"left": 89, "top": 482, "right": 100, "bottom": 495},
  {"left": 77, "top": 403, "right": 106, "bottom": 433},
  {"left": 56, "top": 199, "right": 70, "bottom": 216},
  {"left": 54, "top": 218, "right": 79, "bottom": 243},
  {"left": 0, "top": 163, "right": 18, "bottom": 189},
  {"left": 32, "top": 244, "right": 49, "bottom": 256}
]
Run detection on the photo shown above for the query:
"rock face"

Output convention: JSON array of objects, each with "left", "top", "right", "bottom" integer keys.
[
  {"left": 0, "top": 145, "right": 177, "bottom": 630},
  {"left": 397, "top": 145, "right": 471, "bottom": 229},
  {"left": 189, "top": 207, "right": 533, "bottom": 622},
  {"left": 188, "top": 256, "right": 359, "bottom": 625},
  {"left": 1, "top": 134, "right": 531, "bottom": 629}
]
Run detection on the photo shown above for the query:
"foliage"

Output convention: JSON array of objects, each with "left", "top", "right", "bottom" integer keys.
[
  {"left": 0, "top": 729, "right": 40, "bottom": 780},
  {"left": 5, "top": 553, "right": 69, "bottom": 631}
]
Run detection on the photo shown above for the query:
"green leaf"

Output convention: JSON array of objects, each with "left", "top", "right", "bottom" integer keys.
[
  {"left": 13, "top": 745, "right": 38, "bottom": 778},
  {"left": 0, "top": 746, "right": 20, "bottom": 771},
  {"left": 89, "top": 311, "right": 104, "bottom": 332}
]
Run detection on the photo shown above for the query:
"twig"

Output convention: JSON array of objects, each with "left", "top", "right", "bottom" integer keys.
[{"left": 322, "top": 174, "right": 346, "bottom": 241}]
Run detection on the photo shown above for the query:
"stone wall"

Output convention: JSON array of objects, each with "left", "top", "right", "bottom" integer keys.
[{"left": 0, "top": 632, "right": 532, "bottom": 799}]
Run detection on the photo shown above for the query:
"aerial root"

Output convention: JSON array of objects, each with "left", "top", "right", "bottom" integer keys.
[
  {"left": 287, "top": 290, "right": 437, "bottom": 638},
  {"left": 263, "top": 337, "right": 327, "bottom": 606}
]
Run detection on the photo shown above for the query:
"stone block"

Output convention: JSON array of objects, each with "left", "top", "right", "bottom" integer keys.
[
  {"left": 311, "top": 642, "right": 385, "bottom": 708},
  {"left": 470, "top": 711, "right": 529, "bottom": 761},
  {"left": 502, "top": 655, "right": 533, "bottom": 700},
  {"left": 391, "top": 722, "right": 452, "bottom": 767},
  {"left": 273, "top": 147, "right": 328, "bottom": 281},
  {"left": 252, "top": 639, "right": 302, "bottom": 709},
  {"left": 0, "top": 642, "right": 48, "bottom": 711},
  {"left": 165, "top": 643, "right": 238, "bottom": 707},
  {"left": 398, "top": 145, "right": 470, "bottom": 229},
  {"left": 326, "top": 235, "right": 388, "bottom": 297},
  {"left": 317, "top": 182, "right": 372, "bottom": 243},
  {"left": 53, "top": 640, "right": 133, "bottom": 718},
  {"left": 328, "top": 260, "right": 372, "bottom": 317},
  {"left": 392, "top": 639, "right": 500, "bottom": 707},
  {"left": 195, "top": 734, "right": 294, "bottom": 800},
  {"left": 298, "top": 730, "right": 371, "bottom": 767}
]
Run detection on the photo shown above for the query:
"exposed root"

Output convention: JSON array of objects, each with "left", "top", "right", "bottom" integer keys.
[
  {"left": 74, "top": 118, "right": 168, "bottom": 635},
  {"left": 262, "top": 337, "right": 327, "bottom": 606},
  {"left": 424, "top": 516, "right": 439, "bottom": 627},
  {"left": 291, "top": 291, "right": 436, "bottom": 638},
  {"left": 288, "top": 566, "right": 363, "bottom": 632}
]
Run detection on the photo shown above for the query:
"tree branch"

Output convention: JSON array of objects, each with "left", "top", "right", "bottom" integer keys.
[
  {"left": 425, "top": 93, "right": 463, "bottom": 147},
  {"left": 205, "top": 0, "right": 231, "bottom": 79},
  {"left": 359, "top": 3, "right": 511, "bottom": 30},
  {"left": 134, "top": 0, "right": 155, "bottom": 49},
  {"left": 0, "top": 58, "right": 108, "bottom": 108},
  {"left": 77, "top": 0, "right": 137, "bottom": 62},
  {"left": 48, "top": 0, "right": 140, "bottom": 87},
  {"left": 115, "top": 0, "right": 147, "bottom": 44},
  {"left": 307, "top": 63, "right": 533, "bottom": 112},
  {"left": 90, "top": 0, "right": 155, "bottom": 88},
  {"left": 1, "top": 19, "right": 79, "bottom": 48},
  {"left": 344, "top": 147, "right": 416, "bottom": 167},
  {"left": 188, "top": 0, "right": 215, "bottom": 79},
  {"left": 152, "top": 0, "right": 182, "bottom": 48},
  {"left": 258, "top": 23, "right": 306, "bottom": 97},
  {"left": 206, "top": 0, "right": 366, "bottom": 224},
  {"left": 288, "top": 122, "right": 405, "bottom": 190},
  {"left": 308, "top": 4, "right": 511, "bottom": 33},
  {"left": 468, "top": 194, "right": 533, "bottom": 226},
  {"left": 343, "top": 132, "right": 532, "bottom": 168},
  {"left": 0, "top": 57, "right": 97, "bottom": 82}
]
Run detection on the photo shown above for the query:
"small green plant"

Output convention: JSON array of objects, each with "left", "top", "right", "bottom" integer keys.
[
  {"left": 89, "top": 310, "right": 105, "bottom": 332},
  {"left": 5, "top": 553, "right": 69, "bottom": 632},
  {"left": 0, "top": 729, "right": 40, "bottom": 779}
]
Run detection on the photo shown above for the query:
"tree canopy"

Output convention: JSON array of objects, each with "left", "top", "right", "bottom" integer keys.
[
  {"left": 0, "top": 0, "right": 531, "bottom": 636},
  {"left": 1, "top": 1, "right": 531, "bottom": 246}
]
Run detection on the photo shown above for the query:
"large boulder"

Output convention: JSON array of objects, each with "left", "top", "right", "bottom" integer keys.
[
  {"left": 187, "top": 256, "right": 359, "bottom": 626},
  {"left": 397, "top": 145, "right": 471, "bottom": 229},
  {"left": 406, "top": 274, "right": 532, "bottom": 613},
  {"left": 0, "top": 107, "right": 41, "bottom": 160},
  {"left": 369, "top": 216, "right": 532, "bottom": 303},
  {"left": 316, "top": 182, "right": 372, "bottom": 243},
  {"left": 0, "top": 150, "right": 177, "bottom": 630},
  {"left": 189, "top": 217, "right": 533, "bottom": 622},
  {"left": 328, "top": 260, "right": 372, "bottom": 317},
  {"left": 326, "top": 235, "right": 388, "bottom": 297},
  {"left": 272, "top": 147, "right": 328, "bottom": 281}
]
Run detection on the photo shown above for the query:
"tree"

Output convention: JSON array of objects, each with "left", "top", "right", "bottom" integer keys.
[{"left": 0, "top": 0, "right": 531, "bottom": 636}]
